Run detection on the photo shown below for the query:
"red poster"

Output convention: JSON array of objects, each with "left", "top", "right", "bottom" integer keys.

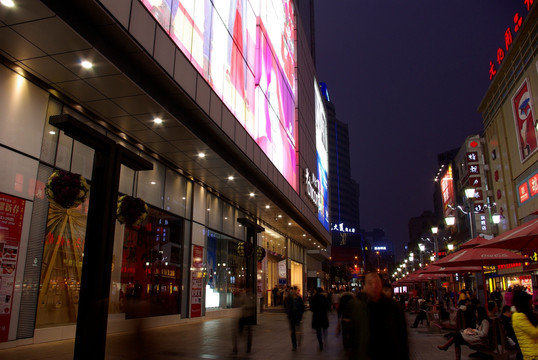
[
  {"left": 0, "top": 193, "right": 26, "bottom": 342},
  {"left": 512, "top": 80, "right": 537, "bottom": 162},
  {"left": 529, "top": 174, "right": 538, "bottom": 197},
  {"left": 191, "top": 245, "right": 203, "bottom": 318}
]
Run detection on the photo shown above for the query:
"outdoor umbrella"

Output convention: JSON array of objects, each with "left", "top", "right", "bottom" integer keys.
[
  {"left": 476, "top": 218, "right": 538, "bottom": 253},
  {"left": 460, "top": 235, "right": 489, "bottom": 249},
  {"left": 421, "top": 264, "right": 483, "bottom": 274},
  {"left": 432, "top": 247, "right": 530, "bottom": 267}
]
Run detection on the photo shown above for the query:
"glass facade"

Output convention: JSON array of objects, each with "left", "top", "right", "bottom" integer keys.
[{"left": 205, "top": 230, "right": 246, "bottom": 310}]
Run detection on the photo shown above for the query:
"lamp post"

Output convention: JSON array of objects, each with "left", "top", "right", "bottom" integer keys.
[
  {"left": 431, "top": 226, "right": 439, "bottom": 260},
  {"left": 464, "top": 187, "right": 476, "bottom": 239}
]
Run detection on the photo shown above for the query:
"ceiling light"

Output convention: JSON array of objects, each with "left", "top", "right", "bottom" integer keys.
[
  {"left": 288, "top": 222, "right": 291, "bottom": 226},
  {"left": 228, "top": 176, "right": 234, "bottom": 180},
  {"left": 1, "top": 0, "right": 15, "bottom": 7},
  {"left": 153, "top": 117, "right": 163, "bottom": 124},
  {"left": 150, "top": 181, "right": 156, "bottom": 185},
  {"left": 249, "top": 193, "right": 255, "bottom": 197},
  {"left": 49, "top": 130, "right": 56, "bottom": 135},
  {"left": 278, "top": 215, "right": 282, "bottom": 218},
  {"left": 80, "top": 60, "right": 93, "bottom": 69},
  {"left": 265, "top": 205, "right": 270, "bottom": 209},
  {"left": 198, "top": 152, "right": 205, "bottom": 158}
]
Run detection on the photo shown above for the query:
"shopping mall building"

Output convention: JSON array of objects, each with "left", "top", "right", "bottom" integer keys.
[{"left": 0, "top": 0, "right": 331, "bottom": 349}]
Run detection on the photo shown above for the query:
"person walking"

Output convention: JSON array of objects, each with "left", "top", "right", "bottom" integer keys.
[
  {"left": 512, "top": 290, "right": 538, "bottom": 360},
  {"left": 232, "top": 288, "right": 256, "bottom": 353},
  {"left": 353, "top": 272, "right": 409, "bottom": 360},
  {"left": 309, "top": 287, "right": 330, "bottom": 351},
  {"left": 285, "top": 286, "right": 304, "bottom": 351}
]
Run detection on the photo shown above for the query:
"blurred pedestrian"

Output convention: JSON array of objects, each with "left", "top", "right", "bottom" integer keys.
[
  {"left": 309, "top": 287, "right": 330, "bottom": 351},
  {"left": 232, "top": 288, "right": 256, "bottom": 353},
  {"left": 285, "top": 286, "right": 304, "bottom": 350},
  {"left": 512, "top": 290, "right": 538, "bottom": 360},
  {"left": 353, "top": 272, "right": 409, "bottom": 360}
]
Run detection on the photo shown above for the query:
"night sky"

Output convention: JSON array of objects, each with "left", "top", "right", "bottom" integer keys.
[{"left": 313, "top": 1, "right": 528, "bottom": 260}]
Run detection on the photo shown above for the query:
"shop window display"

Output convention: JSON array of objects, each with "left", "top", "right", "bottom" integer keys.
[
  {"left": 206, "top": 230, "right": 246, "bottom": 310},
  {"left": 116, "top": 207, "right": 184, "bottom": 319},
  {"left": 36, "top": 191, "right": 90, "bottom": 327}
]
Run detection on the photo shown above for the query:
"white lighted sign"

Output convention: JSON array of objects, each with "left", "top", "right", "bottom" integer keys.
[
  {"left": 331, "top": 223, "right": 356, "bottom": 233},
  {"left": 304, "top": 168, "right": 320, "bottom": 207},
  {"left": 373, "top": 246, "right": 387, "bottom": 251}
]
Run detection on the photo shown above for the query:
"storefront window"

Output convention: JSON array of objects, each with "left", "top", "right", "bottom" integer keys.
[
  {"left": 206, "top": 230, "right": 246, "bottom": 310},
  {"left": 36, "top": 195, "right": 89, "bottom": 327},
  {"left": 115, "top": 207, "right": 184, "bottom": 319}
]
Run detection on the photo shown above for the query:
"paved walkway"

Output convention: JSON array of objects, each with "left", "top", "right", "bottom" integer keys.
[{"left": 0, "top": 310, "right": 508, "bottom": 359}]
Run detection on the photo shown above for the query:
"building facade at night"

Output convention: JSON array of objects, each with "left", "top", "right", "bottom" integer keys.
[{"left": 0, "top": 0, "right": 330, "bottom": 350}]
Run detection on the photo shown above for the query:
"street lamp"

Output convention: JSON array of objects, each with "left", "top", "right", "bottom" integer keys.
[
  {"left": 431, "top": 226, "right": 439, "bottom": 260},
  {"left": 464, "top": 187, "right": 476, "bottom": 239}
]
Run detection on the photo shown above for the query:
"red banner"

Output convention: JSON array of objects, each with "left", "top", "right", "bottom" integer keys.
[{"left": 0, "top": 193, "right": 26, "bottom": 342}]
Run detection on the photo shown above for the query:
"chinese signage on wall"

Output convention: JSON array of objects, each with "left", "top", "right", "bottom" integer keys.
[
  {"left": 191, "top": 245, "right": 204, "bottom": 318},
  {"left": 489, "top": 0, "right": 535, "bottom": 80},
  {"left": 516, "top": 169, "right": 538, "bottom": 205},
  {"left": 0, "top": 193, "right": 25, "bottom": 342},
  {"left": 512, "top": 79, "right": 537, "bottom": 162}
]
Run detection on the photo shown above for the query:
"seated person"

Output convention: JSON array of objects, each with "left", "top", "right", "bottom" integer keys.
[
  {"left": 410, "top": 298, "right": 430, "bottom": 328},
  {"left": 437, "top": 306, "right": 490, "bottom": 358}
]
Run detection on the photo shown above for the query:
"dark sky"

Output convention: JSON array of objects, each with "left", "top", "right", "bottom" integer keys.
[{"left": 313, "top": 1, "right": 528, "bottom": 260}]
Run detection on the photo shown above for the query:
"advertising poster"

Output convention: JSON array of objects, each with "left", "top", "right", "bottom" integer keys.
[
  {"left": 0, "top": 193, "right": 25, "bottom": 342},
  {"left": 191, "top": 245, "right": 204, "bottom": 318},
  {"left": 512, "top": 79, "right": 537, "bottom": 162}
]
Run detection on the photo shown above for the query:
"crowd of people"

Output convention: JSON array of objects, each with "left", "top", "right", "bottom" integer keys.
[{"left": 235, "top": 279, "right": 537, "bottom": 360}]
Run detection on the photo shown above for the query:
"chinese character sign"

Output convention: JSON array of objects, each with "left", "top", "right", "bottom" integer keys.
[
  {"left": 191, "top": 245, "right": 204, "bottom": 318},
  {"left": 0, "top": 193, "right": 26, "bottom": 342},
  {"left": 516, "top": 170, "right": 538, "bottom": 205},
  {"left": 512, "top": 80, "right": 537, "bottom": 162}
]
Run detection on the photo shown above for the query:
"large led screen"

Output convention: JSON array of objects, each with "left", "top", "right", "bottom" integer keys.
[
  {"left": 141, "top": 0, "right": 298, "bottom": 190},
  {"left": 314, "top": 81, "right": 329, "bottom": 231}
]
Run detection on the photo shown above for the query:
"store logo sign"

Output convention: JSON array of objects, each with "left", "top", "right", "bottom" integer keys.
[{"left": 304, "top": 168, "right": 320, "bottom": 207}]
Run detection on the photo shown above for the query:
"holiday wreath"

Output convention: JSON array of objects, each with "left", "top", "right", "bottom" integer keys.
[
  {"left": 116, "top": 195, "right": 148, "bottom": 227},
  {"left": 46, "top": 170, "right": 89, "bottom": 209}
]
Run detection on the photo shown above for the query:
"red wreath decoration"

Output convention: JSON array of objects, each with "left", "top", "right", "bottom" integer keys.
[
  {"left": 116, "top": 195, "right": 148, "bottom": 227},
  {"left": 46, "top": 170, "right": 89, "bottom": 209}
]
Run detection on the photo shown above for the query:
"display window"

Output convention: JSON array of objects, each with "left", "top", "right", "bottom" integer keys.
[
  {"left": 114, "top": 207, "right": 184, "bottom": 319},
  {"left": 205, "top": 230, "right": 246, "bottom": 310},
  {"left": 36, "top": 192, "right": 90, "bottom": 327}
]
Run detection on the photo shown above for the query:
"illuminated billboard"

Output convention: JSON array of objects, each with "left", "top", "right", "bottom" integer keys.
[
  {"left": 141, "top": 0, "right": 298, "bottom": 190},
  {"left": 441, "top": 164, "right": 455, "bottom": 217},
  {"left": 314, "top": 81, "right": 329, "bottom": 230}
]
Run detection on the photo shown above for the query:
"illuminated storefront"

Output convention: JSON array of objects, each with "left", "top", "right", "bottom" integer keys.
[{"left": 0, "top": 0, "right": 330, "bottom": 348}]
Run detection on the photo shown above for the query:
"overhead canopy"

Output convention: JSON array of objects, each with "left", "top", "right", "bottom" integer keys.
[
  {"left": 476, "top": 218, "right": 538, "bottom": 254},
  {"left": 421, "top": 264, "right": 483, "bottom": 274},
  {"left": 432, "top": 247, "right": 530, "bottom": 267}
]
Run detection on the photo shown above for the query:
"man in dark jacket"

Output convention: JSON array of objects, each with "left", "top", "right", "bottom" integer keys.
[
  {"left": 309, "top": 287, "right": 330, "bottom": 350},
  {"left": 353, "top": 272, "right": 409, "bottom": 360},
  {"left": 286, "top": 286, "right": 304, "bottom": 350}
]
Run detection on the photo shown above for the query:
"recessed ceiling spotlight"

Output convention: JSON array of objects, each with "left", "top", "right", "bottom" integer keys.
[
  {"left": 278, "top": 215, "right": 282, "bottom": 218},
  {"left": 198, "top": 152, "right": 206, "bottom": 158},
  {"left": 303, "top": 234, "right": 306, "bottom": 237},
  {"left": 249, "top": 193, "right": 255, "bottom": 197},
  {"left": 228, "top": 176, "right": 234, "bottom": 180},
  {"left": 150, "top": 181, "right": 156, "bottom": 185},
  {"left": 265, "top": 205, "right": 270, "bottom": 209},
  {"left": 1, "top": 0, "right": 15, "bottom": 7},
  {"left": 49, "top": 130, "right": 56, "bottom": 135},
  {"left": 153, "top": 117, "right": 163, "bottom": 124},
  {"left": 288, "top": 222, "right": 291, "bottom": 226},
  {"left": 80, "top": 60, "right": 93, "bottom": 69}
]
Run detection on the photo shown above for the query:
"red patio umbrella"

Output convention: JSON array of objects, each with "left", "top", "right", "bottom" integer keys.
[
  {"left": 432, "top": 247, "right": 530, "bottom": 267},
  {"left": 476, "top": 218, "right": 538, "bottom": 253},
  {"left": 421, "top": 264, "right": 483, "bottom": 274},
  {"left": 460, "top": 235, "right": 489, "bottom": 249}
]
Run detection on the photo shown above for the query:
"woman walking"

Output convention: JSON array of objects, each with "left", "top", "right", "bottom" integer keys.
[{"left": 309, "top": 287, "right": 330, "bottom": 351}]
